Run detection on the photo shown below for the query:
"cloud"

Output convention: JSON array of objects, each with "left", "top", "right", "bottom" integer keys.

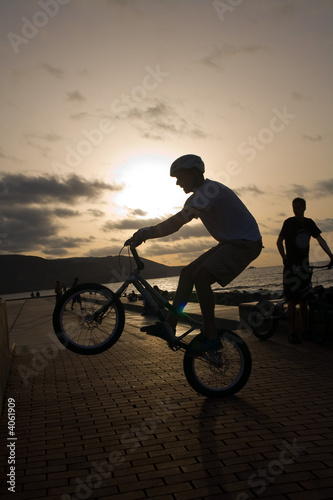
[
  {"left": 231, "top": 101, "right": 253, "bottom": 115},
  {"left": 0, "top": 205, "right": 95, "bottom": 256},
  {"left": 201, "top": 44, "right": 264, "bottom": 70},
  {"left": 162, "top": 223, "right": 211, "bottom": 241},
  {"left": 314, "top": 178, "right": 333, "bottom": 196},
  {"left": 87, "top": 244, "right": 124, "bottom": 257},
  {"left": 315, "top": 219, "right": 333, "bottom": 233},
  {"left": 103, "top": 215, "right": 211, "bottom": 241},
  {"left": 43, "top": 132, "right": 63, "bottom": 142},
  {"left": 102, "top": 217, "right": 162, "bottom": 232},
  {"left": 42, "top": 236, "right": 95, "bottom": 256},
  {"left": 234, "top": 184, "right": 265, "bottom": 197},
  {"left": 87, "top": 209, "right": 105, "bottom": 218},
  {"left": 40, "top": 63, "right": 65, "bottom": 79},
  {"left": 291, "top": 91, "right": 308, "bottom": 101},
  {"left": 0, "top": 173, "right": 123, "bottom": 205},
  {"left": 0, "top": 206, "right": 61, "bottom": 254},
  {"left": 280, "top": 178, "right": 333, "bottom": 200},
  {"left": 70, "top": 111, "right": 93, "bottom": 120},
  {"left": 118, "top": 99, "right": 208, "bottom": 140},
  {"left": 67, "top": 90, "right": 86, "bottom": 102},
  {"left": 249, "top": 0, "right": 295, "bottom": 21},
  {"left": 0, "top": 173, "right": 124, "bottom": 256},
  {"left": 144, "top": 237, "right": 214, "bottom": 257},
  {"left": 129, "top": 208, "right": 147, "bottom": 217},
  {"left": 53, "top": 208, "right": 80, "bottom": 218},
  {"left": 25, "top": 133, "right": 63, "bottom": 159},
  {"left": 256, "top": 179, "right": 333, "bottom": 238},
  {"left": 302, "top": 134, "right": 322, "bottom": 142},
  {"left": 0, "top": 146, "right": 22, "bottom": 164}
]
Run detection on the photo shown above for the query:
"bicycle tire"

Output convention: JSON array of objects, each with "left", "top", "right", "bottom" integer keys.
[
  {"left": 249, "top": 301, "right": 280, "bottom": 340},
  {"left": 309, "top": 301, "right": 329, "bottom": 344},
  {"left": 53, "top": 283, "right": 125, "bottom": 355},
  {"left": 183, "top": 330, "right": 252, "bottom": 398}
]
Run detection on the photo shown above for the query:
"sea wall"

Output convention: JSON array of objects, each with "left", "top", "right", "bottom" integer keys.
[
  {"left": 0, "top": 299, "right": 11, "bottom": 415},
  {"left": 167, "top": 290, "right": 282, "bottom": 306}
]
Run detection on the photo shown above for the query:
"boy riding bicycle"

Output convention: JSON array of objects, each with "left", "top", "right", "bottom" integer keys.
[{"left": 129, "top": 154, "right": 262, "bottom": 353}]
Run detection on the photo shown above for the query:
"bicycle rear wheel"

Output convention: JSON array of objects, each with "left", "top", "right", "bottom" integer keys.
[
  {"left": 309, "top": 301, "right": 329, "bottom": 344},
  {"left": 250, "top": 300, "right": 281, "bottom": 340},
  {"left": 183, "top": 331, "right": 252, "bottom": 398},
  {"left": 53, "top": 283, "right": 125, "bottom": 355}
]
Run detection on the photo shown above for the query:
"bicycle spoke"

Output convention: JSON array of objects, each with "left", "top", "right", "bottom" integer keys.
[
  {"left": 183, "top": 331, "right": 252, "bottom": 397},
  {"left": 53, "top": 284, "right": 125, "bottom": 354}
]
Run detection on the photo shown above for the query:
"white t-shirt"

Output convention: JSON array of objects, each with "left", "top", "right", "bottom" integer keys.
[{"left": 180, "top": 179, "right": 261, "bottom": 242}]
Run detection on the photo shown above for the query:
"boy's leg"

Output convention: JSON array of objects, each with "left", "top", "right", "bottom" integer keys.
[
  {"left": 195, "top": 239, "right": 262, "bottom": 339},
  {"left": 193, "top": 266, "right": 217, "bottom": 339},
  {"left": 167, "top": 266, "right": 195, "bottom": 330},
  {"left": 167, "top": 246, "right": 221, "bottom": 330}
]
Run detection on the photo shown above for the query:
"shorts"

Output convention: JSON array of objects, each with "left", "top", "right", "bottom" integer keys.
[
  {"left": 283, "top": 265, "right": 312, "bottom": 302},
  {"left": 189, "top": 239, "right": 263, "bottom": 287}
]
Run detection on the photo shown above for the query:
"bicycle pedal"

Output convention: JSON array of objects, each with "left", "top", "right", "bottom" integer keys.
[
  {"left": 168, "top": 342, "right": 181, "bottom": 351},
  {"left": 140, "top": 322, "right": 159, "bottom": 333}
]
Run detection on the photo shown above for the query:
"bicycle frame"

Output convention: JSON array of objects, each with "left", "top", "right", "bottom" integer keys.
[
  {"left": 105, "top": 245, "right": 203, "bottom": 343},
  {"left": 264, "top": 264, "right": 330, "bottom": 313},
  {"left": 285, "top": 264, "right": 331, "bottom": 302}
]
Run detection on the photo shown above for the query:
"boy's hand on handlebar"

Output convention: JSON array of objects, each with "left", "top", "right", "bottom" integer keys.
[
  {"left": 128, "top": 230, "right": 143, "bottom": 248},
  {"left": 125, "top": 227, "right": 151, "bottom": 248}
]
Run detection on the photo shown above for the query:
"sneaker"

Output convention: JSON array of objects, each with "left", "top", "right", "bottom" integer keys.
[
  {"left": 140, "top": 322, "right": 174, "bottom": 342},
  {"left": 186, "top": 336, "right": 223, "bottom": 356},
  {"left": 288, "top": 333, "right": 302, "bottom": 344}
]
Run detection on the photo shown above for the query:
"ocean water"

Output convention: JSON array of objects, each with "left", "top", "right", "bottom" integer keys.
[
  {"left": 116, "top": 264, "right": 333, "bottom": 296},
  {"left": 2, "top": 263, "right": 332, "bottom": 301}
]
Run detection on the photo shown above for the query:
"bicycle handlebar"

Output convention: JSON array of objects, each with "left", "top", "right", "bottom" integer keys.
[
  {"left": 131, "top": 245, "right": 145, "bottom": 271},
  {"left": 310, "top": 263, "right": 333, "bottom": 270},
  {"left": 124, "top": 239, "right": 145, "bottom": 271}
]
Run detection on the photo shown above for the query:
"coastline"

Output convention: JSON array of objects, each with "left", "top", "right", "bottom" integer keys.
[
  {"left": 1, "top": 287, "right": 282, "bottom": 306},
  {"left": 2, "top": 262, "right": 332, "bottom": 305}
]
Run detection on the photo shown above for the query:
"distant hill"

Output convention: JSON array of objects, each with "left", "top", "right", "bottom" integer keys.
[{"left": 0, "top": 254, "right": 183, "bottom": 294}]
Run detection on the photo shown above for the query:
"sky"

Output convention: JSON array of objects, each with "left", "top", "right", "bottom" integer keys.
[{"left": 1, "top": 0, "right": 332, "bottom": 269}]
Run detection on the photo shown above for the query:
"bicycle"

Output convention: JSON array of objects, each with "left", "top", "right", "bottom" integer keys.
[
  {"left": 249, "top": 264, "right": 332, "bottom": 343},
  {"left": 52, "top": 243, "right": 252, "bottom": 398}
]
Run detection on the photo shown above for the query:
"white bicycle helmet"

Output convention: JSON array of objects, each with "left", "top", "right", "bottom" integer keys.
[{"left": 170, "top": 154, "right": 205, "bottom": 177}]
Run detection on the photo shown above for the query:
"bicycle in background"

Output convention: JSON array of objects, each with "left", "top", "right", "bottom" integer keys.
[{"left": 249, "top": 264, "right": 333, "bottom": 344}]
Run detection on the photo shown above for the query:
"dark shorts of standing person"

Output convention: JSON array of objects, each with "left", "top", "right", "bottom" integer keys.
[
  {"left": 283, "top": 264, "right": 312, "bottom": 302},
  {"left": 186, "top": 238, "right": 263, "bottom": 287}
]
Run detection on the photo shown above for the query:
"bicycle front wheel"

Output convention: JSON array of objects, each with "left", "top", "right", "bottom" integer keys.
[
  {"left": 183, "top": 331, "right": 252, "bottom": 398},
  {"left": 53, "top": 283, "right": 125, "bottom": 355}
]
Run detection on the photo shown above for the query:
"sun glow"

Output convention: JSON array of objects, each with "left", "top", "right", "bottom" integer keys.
[{"left": 112, "top": 154, "right": 186, "bottom": 219}]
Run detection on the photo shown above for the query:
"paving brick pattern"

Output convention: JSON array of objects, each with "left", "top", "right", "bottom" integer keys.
[{"left": 1, "top": 298, "right": 333, "bottom": 499}]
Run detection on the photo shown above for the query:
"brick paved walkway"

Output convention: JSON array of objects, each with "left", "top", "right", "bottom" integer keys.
[{"left": 1, "top": 298, "right": 333, "bottom": 499}]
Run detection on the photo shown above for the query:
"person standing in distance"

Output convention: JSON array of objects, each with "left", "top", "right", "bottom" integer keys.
[
  {"left": 277, "top": 197, "right": 333, "bottom": 344},
  {"left": 129, "top": 154, "right": 263, "bottom": 354}
]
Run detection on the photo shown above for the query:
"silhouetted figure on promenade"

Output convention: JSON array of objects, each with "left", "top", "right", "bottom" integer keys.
[
  {"left": 277, "top": 197, "right": 333, "bottom": 344},
  {"left": 70, "top": 278, "right": 82, "bottom": 310}
]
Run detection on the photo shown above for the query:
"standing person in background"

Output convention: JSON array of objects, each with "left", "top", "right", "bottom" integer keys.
[
  {"left": 276, "top": 197, "right": 333, "bottom": 344},
  {"left": 70, "top": 277, "right": 82, "bottom": 310},
  {"left": 55, "top": 280, "right": 62, "bottom": 303}
]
